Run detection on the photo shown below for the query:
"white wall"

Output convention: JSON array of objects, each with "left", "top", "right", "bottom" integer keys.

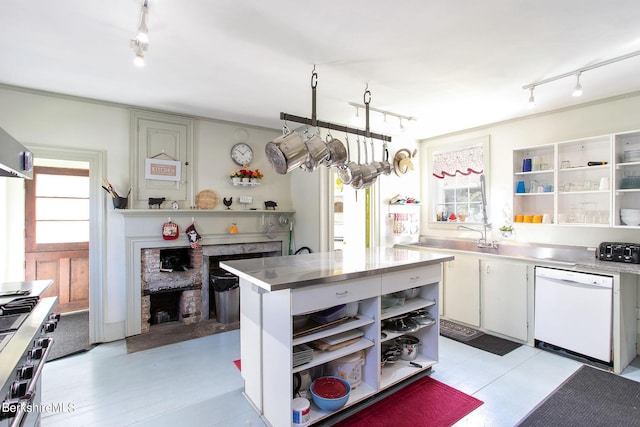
[
  {"left": 0, "top": 86, "right": 283, "bottom": 341},
  {"left": 419, "top": 93, "right": 640, "bottom": 248}
]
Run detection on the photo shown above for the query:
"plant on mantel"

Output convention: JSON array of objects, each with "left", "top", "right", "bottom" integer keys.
[{"left": 230, "top": 168, "right": 264, "bottom": 184}]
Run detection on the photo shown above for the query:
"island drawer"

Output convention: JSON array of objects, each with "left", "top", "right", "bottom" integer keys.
[
  {"left": 291, "top": 276, "right": 380, "bottom": 315},
  {"left": 381, "top": 264, "right": 441, "bottom": 294}
]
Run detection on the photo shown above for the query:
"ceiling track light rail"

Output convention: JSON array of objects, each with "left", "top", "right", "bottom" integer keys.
[
  {"left": 280, "top": 67, "right": 392, "bottom": 142},
  {"left": 523, "top": 49, "right": 640, "bottom": 104}
]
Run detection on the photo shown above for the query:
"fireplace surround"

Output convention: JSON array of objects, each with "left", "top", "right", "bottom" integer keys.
[
  {"left": 120, "top": 209, "right": 293, "bottom": 337},
  {"left": 139, "top": 241, "right": 282, "bottom": 333}
]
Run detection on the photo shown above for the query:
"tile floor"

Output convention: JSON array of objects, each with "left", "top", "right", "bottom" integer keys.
[{"left": 41, "top": 331, "right": 640, "bottom": 426}]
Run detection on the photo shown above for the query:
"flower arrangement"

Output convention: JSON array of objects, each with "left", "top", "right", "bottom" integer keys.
[{"left": 230, "top": 168, "right": 264, "bottom": 179}]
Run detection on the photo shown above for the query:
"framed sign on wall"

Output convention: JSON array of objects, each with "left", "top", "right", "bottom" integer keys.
[{"left": 144, "top": 158, "right": 181, "bottom": 181}]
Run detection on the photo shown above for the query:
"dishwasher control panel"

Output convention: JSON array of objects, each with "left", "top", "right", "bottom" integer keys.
[{"left": 597, "top": 242, "right": 640, "bottom": 263}]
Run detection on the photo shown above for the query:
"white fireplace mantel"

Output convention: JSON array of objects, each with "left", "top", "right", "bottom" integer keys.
[{"left": 121, "top": 209, "right": 293, "bottom": 336}]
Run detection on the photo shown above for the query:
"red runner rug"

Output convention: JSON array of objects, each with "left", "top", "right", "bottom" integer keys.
[{"left": 332, "top": 375, "right": 483, "bottom": 427}]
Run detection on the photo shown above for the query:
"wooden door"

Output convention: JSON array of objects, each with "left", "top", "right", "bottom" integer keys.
[{"left": 25, "top": 166, "right": 90, "bottom": 313}]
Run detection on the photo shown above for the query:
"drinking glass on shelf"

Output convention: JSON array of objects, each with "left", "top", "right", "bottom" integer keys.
[{"left": 560, "top": 160, "right": 570, "bottom": 169}]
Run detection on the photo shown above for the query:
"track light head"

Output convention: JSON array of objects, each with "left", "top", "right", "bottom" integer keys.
[
  {"left": 528, "top": 87, "right": 535, "bottom": 108},
  {"left": 136, "top": 15, "right": 149, "bottom": 44},
  {"left": 572, "top": 73, "right": 583, "bottom": 97}
]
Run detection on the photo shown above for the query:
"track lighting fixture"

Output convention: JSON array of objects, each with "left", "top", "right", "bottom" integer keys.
[
  {"left": 572, "top": 73, "right": 583, "bottom": 97},
  {"left": 528, "top": 87, "right": 535, "bottom": 108},
  {"left": 348, "top": 102, "right": 415, "bottom": 133},
  {"left": 130, "top": 0, "right": 150, "bottom": 66},
  {"left": 523, "top": 49, "right": 640, "bottom": 106}
]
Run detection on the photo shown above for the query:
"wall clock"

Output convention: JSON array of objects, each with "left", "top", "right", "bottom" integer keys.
[{"left": 231, "top": 143, "right": 253, "bottom": 166}]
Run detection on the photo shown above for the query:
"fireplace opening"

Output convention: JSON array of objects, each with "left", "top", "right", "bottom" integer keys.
[
  {"left": 160, "top": 248, "right": 192, "bottom": 272},
  {"left": 150, "top": 291, "right": 180, "bottom": 324}
]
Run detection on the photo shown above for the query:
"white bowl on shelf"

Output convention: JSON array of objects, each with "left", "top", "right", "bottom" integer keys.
[{"left": 620, "top": 209, "right": 640, "bottom": 226}]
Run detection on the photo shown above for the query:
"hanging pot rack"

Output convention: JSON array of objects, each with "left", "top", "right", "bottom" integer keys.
[{"left": 279, "top": 67, "right": 392, "bottom": 143}]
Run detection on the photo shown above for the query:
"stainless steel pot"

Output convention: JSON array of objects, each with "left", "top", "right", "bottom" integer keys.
[
  {"left": 265, "top": 125, "right": 307, "bottom": 174},
  {"left": 301, "top": 133, "right": 329, "bottom": 171},
  {"left": 323, "top": 135, "right": 347, "bottom": 167},
  {"left": 394, "top": 335, "right": 422, "bottom": 361}
]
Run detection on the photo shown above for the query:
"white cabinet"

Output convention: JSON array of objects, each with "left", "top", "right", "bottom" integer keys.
[
  {"left": 129, "top": 109, "right": 194, "bottom": 209},
  {"left": 256, "top": 265, "right": 442, "bottom": 427},
  {"left": 481, "top": 260, "right": 529, "bottom": 341},
  {"left": 614, "top": 130, "right": 640, "bottom": 227},
  {"left": 443, "top": 254, "right": 480, "bottom": 326},
  {"left": 513, "top": 136, "right": 612, "bottom": 225},
  {"left": 556, "top": 136, "right": 611, "bottom": 226},
  {"left": 513, "top": 144, "right": 555, "bottom": 223}
]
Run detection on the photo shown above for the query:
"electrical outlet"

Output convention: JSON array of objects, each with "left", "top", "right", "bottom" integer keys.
[{"left": 239, "top": 196, "right": 252, "bottom": 204}]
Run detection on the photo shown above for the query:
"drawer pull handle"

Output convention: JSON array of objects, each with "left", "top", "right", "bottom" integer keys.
[
  {"left": 335, "top": 291, "right": 348, "bottom": 297},
  {"left": 410, "top": 276, "right": 421, "bottom": 281}
]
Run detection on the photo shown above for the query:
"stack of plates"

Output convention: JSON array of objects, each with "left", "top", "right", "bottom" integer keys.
[
  {"left": 624, "top": 150, "right": 640, "bottom": 162},
  {"left": 620, "top": 176, "right": 640, "bottom": 189},
  {"left": 293, "top": 344, "right": 313, "bottom": 367}
]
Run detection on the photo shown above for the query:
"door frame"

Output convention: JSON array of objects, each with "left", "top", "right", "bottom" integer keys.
[{"left": 26, "top": 144, "right": 105, "bottom": 344}]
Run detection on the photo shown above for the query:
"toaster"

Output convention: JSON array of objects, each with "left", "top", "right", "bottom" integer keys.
[{"left": 597, "top": 242, "right": 640, "bottom": 263}]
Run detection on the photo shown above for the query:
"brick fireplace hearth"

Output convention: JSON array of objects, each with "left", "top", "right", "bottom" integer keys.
[
  {"left": 140, "top": 246, "right": 203, "bottom": 333},
  {"left": 138, "top": 242, "right": 282, "bottom": 334}
]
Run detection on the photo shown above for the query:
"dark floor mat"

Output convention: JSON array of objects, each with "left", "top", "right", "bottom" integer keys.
[
  {"left": 464, "top": 333, "right": 522, "bottom": 356},
  {"left": 46, "top": 310, "right": 95, "bottom": 361},
  {"left": 440, "top": 319, "right": 483, "bottom": 342},
  {"left": 440, "top": 319, "right": 521, "bottom": 356},
  {"left": 518, "top": 365, "right": 640, "bottom": 426}
]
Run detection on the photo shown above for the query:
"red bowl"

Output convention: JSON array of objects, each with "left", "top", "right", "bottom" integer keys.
[{"left": 312, "top": 377, "right": 349, "bottom": 399}]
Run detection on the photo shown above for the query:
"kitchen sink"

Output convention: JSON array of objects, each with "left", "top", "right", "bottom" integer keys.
[{"left": 401, "top": 237, "right": 595, "bottom": 265}]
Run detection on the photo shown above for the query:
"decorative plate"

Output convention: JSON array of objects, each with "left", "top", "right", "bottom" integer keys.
[{"left": 196, "top": 190, "right": 219, "bottom": 209}]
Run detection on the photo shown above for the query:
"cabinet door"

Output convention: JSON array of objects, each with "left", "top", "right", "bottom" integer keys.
[
  {"left": 481, "top": 260, "right": 528, "bottom": 341},
  {"left": 130, "top": 110, "right": 194, "bottom": 207},
  {"left": 443, "top": 254, "right": 480, "bottom": 326}
]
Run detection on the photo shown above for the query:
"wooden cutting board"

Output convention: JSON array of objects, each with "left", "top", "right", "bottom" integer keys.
[{"left": 309, "top": 336, "right": 361, "bottom": 352}]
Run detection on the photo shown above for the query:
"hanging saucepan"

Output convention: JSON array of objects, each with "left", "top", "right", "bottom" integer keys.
[
  {"left": 301, "top": 129, "right": 329, "bottom": 172},
  {"left": 350, "top": 136, "right": 365, "bottom": 189},
  {"left": 370, "top": 138, "right": 384, "bottom": 175},
  {"left": 381, "top": 142, "right": 392, "bottom": 176},
  {"left": 265, "top": 124, "right": 308, "bottom": 174},
  {"left": 323, "top": 133, "right": 348, "bottom": 168},
  {"left": 337, "top": 134, "right": 355, "bottom": 185},
  {"left": 358, "top": 137, "right": 379, "bottom": 189}
]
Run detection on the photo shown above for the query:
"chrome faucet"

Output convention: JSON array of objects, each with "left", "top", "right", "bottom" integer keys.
[
  {"left": 457, "top": 224, "right": 498, "bottom": 249},
  {"left": 456, "top": 174, "right": 499, "bottom": 249}
]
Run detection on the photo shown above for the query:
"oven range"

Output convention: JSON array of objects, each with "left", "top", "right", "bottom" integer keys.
[{"left": 0, "top": 281, "right": 58, "bottom": 427}]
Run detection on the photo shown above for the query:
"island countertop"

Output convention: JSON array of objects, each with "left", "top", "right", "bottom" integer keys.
[{"left": 219, "top": 247, "right": 454, "bottom": 292}]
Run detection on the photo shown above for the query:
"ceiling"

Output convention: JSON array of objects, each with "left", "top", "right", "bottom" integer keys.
[{"left": 2, "top": 0, "right": 640, "bottom": 140}]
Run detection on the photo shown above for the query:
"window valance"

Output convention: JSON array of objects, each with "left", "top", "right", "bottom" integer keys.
[{"left": 432, "top": 144, "right": 484, "bottom": 179}]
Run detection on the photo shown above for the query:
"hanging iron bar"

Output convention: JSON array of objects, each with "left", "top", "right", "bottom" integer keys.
[
  {"left": 278, "top": 112, "right": 392, "bottom": 142},
  {"left": 279, "top": 68, "right": 392, "bottom": 142}
]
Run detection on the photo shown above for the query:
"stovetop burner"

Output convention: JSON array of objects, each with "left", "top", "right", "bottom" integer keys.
[
  {"left": 0, "top": 313, "right": 28, "bottom": 333},
  {"left": 0, "top": 296, "right": 39, "bottom": 316}
]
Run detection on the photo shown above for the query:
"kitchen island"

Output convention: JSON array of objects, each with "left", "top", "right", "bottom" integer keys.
[{"left": 221, "top": 247, "right": 453, "bottom": 426}]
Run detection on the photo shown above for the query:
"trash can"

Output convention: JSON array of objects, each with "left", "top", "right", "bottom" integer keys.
[{"left": 210, "top": 269, "right": 240, "bottom": 323}]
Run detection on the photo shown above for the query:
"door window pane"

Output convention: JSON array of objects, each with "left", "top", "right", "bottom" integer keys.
[{"left": 34, "top": 172, "right": 89, "bottom": 244}]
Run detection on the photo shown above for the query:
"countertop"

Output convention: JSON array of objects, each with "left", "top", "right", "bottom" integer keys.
[
  {"left": 220, "top": 247, "right": 453, "bottom": 292},
  {"left": 396, "top": 241, "right": 640, "bottom": 275}
]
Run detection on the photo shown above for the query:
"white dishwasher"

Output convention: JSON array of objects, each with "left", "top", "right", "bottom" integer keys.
[{"left": 534, "top": 266, "right": 613, "bottom": 363}]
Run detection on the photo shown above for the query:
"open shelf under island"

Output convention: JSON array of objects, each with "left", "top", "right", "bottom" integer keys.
[{"left": 221, "top": 247, "right": 453, "bottom": 426}]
